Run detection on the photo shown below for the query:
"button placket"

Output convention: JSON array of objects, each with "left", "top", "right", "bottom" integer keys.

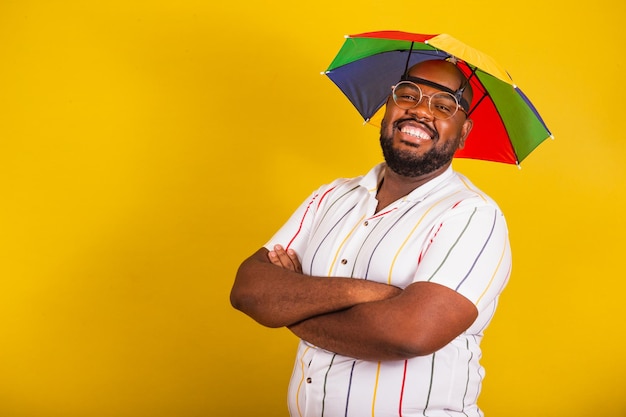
[{"left": 335, "top": 211, "right": 384, "bottom": 274}]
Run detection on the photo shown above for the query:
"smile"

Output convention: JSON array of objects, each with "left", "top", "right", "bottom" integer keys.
[{"left": 399, "top": 125, "right": 432, "bottom": 140}]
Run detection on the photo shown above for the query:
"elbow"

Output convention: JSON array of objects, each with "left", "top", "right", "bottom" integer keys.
[
  {"left": 229, "top": 285, "right": 285, "bottom": 329},
  {"left": 385, "top": 333, "right": 453, "bottom": 359},
  {"left": 230, "top": 251, "right": 298, "bottom": 328},
  {"left": 229, "top": 284, "right": 247, "bottom": 312},
  {"left": 229, "top": 262, "right": 260, "bottom": 318},
  {"left": 399, "top": 341, "right": 443, "bottom": 358},
  {"left": 229, "top": 289, "right": 244, "bottom": 314},
  {"left": 385, "top": 343, "right": 437, "bottom": 359},
  {"left": 229, "top": 285, "right": 259, "bottom": 320}
]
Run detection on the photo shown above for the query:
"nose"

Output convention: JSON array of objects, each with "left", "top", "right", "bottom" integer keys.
[{"left": 407, "top": 96, "right": 433, "bottom": 120}]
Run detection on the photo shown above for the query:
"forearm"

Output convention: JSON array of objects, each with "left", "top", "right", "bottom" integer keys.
[
  {"left": 230, "top": 248, "right": 401, "bottom": 328},
  {"left": 288, "top": 281, "right": 478, "bottom": 361},
  {"left": 288, "top": 302, "right": 415, "bottom": 361}
]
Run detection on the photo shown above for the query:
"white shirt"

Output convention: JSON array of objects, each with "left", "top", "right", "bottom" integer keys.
[{"left": 266, "top": 163, "right": 512, "bottom": 417}]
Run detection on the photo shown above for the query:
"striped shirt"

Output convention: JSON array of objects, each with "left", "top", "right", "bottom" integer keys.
[{"left": 265, "top": 163, "right": 512, "bottom": 417}]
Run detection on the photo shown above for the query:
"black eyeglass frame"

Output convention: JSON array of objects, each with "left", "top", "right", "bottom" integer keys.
[{"left": 399, "top": 75, "right": 470, "bottom": 113}]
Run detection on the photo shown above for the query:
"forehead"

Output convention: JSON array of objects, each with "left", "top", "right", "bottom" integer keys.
[{"left": 407, "top": 61, "right": 462, "bottom": 91}]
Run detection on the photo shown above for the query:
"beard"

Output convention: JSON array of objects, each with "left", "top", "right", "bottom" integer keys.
[{"left": 379, "top": 122, "right": 458, "bottom": 178}]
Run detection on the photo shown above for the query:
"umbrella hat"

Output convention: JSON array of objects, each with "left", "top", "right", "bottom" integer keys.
[{"left": 324, "top": 31, "right": 552, "bottom": 165}]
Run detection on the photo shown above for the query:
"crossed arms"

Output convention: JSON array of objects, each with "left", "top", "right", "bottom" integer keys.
[{"left": 230, "top": 245, "right": 478, "bottom": 361}]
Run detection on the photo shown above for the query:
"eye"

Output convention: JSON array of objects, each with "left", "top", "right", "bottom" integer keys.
[
  {"left": 394, "top": 82, "right": 421, "bottom": 103},
  {"left": 433, "top": 102, "right": 453, "bottom": 113},
  {"left": 431, "top": 94, "right": 457, "bottom": 115},
  {"left": 399, "top": 94, "right": 418, "bottom": 102}
]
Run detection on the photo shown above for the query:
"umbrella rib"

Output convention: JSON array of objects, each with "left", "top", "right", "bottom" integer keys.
[
  {"left": 403, "top": 41, "right": 415, "bottom": 76},
  {"left": 467, "top": 91, "right": 488, "bottom": 118}
]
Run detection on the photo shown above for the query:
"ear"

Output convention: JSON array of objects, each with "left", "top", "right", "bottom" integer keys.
[{"left": 458, "top": 118, "right": 473, "bottom": 149}]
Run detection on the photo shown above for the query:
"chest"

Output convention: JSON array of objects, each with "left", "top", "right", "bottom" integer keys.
[{"left": 300, "top": 191, "right": 460, "bottom": 287}]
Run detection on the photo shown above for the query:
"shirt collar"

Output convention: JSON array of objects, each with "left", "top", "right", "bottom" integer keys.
[{"left": 359, "top": 163, "right": 455, "bottom": 201}]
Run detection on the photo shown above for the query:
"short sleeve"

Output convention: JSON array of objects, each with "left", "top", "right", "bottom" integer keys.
[{"left": 413, "top": 203, "right": 512, "bottom": 312}]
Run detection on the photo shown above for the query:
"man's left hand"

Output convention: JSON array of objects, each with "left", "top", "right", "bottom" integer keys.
[{"left": 268, "top": 244, "right": 302, "bottom": 273}]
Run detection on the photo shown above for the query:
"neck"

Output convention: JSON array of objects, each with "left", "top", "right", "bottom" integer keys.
[{"left": 375, "top": 163, "right": 450, "bottom": 212}]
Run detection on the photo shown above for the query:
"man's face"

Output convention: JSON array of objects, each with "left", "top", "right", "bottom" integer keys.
[{"left": 379, "top": 60, "right": 473, "bottom": 178}]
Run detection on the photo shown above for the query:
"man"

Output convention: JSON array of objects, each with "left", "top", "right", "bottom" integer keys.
[{"left": 230, "top": 59, "right": 511, "bottom": 417}]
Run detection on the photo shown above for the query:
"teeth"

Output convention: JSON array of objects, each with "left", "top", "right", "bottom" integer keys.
[{"left": 400, "top": 126, "right": 431, "bottom": 140}]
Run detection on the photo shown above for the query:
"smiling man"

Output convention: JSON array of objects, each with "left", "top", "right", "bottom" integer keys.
[
  {"left": 231, "top": 59, "right": 511, "bottom": 417},
  {"left": 376, "top": 59, "right": 474, "bottom": 208}
]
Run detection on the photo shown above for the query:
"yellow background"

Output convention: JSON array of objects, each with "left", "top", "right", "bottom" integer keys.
[{"left": 1, "top": 1, "right": 624, "bottom": 416}]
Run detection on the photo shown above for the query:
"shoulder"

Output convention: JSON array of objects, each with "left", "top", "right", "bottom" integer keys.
[
  {"left": 311, "top": 164, "right": 383, "bottom": 203},
  {"left": 446, "top": 171, "right": 502, "bottom": 209},
  {"left": 426, "top": 171, "right": 507, "bottom": 228}
]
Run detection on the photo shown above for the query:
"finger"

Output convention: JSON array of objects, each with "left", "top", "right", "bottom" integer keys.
[
  {"left": 272, "top": 245, "right": 299, "bottom": 271},
  {"left": 267, "top": 250, "right": 283, "bottom": 267},
  {"left": 286, "top": 249, "right": 302, "bottom": 273}
]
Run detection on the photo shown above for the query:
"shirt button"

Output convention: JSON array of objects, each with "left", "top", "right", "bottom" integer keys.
[
  {"left": 306, "top": 377, "right": 312, "bottom": 383},
  {"left": 341, "top": 259, "right": 348, "bottom": 265},
  {"left": 364, "top": 221, "right": 369, "bottom": 226}
]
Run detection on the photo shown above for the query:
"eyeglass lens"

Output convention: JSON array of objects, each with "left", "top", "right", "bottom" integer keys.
[{"left": 392, "top": 82, "right": 459, "bottom": 120}]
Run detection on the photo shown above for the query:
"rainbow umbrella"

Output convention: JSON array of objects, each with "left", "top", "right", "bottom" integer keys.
[{"left": 324, "top": 31, "right": 552, "bottom": 165}]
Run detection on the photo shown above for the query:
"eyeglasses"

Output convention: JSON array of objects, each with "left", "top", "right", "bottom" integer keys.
[{"left": 391, "top": 81, "right": 467, "bottom": 120}]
